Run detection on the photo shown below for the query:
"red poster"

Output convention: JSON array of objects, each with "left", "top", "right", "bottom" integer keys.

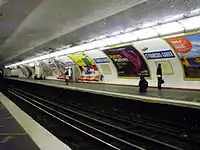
[{"left": 167, "top": 37, "right": 192, "bottom": 54}]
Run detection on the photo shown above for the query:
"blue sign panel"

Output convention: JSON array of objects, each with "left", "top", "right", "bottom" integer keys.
[
  {"left": 93, "top": 57, "right": 110, "bottom": 64},
  {"left": 144, "top": 50, "right": 175, "bottom": 60},
  {"left": 66, "top": 61, "right": 76, "bottom": 66}
]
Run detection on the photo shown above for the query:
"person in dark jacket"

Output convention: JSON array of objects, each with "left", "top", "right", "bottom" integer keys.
[
  {"left": 100, "top": 74, "right": 104, "bottom": 82},
  {"left": 34, "top": 74, "right": 38, "bottom": 80},
  {"left": 65, "top": 68, "right": 69, "bottom": 85},
  {"left": 0, "top": 70, "right": 4, "bottom": 91},
  {"left": 139, "top": 75, "right": 148, "bottom": 93},
  {"left": 156, "top": 63, "right": 163, "bottom": 89}
]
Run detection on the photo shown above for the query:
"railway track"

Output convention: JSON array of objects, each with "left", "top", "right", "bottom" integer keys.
[
  {"left": 66, "top": 102, "right": 200, "bottom": 144},
  {"left": 6, "top": 87, "right": 199, "bottom": 150}
]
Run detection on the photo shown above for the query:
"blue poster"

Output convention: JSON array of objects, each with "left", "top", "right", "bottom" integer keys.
[{"left": 144, "top": 50, "right": 175, "bottom": 60}]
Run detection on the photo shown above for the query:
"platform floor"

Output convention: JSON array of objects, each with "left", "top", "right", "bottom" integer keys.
[
  {"left": 0, "top": 95, "right": 39, "bottom": 150},
  {"left": 8, "top": 77, "right": 200, "bottom": 104},
  {"left": 45, "top": 80, "right": 200, "bottom": 102}
]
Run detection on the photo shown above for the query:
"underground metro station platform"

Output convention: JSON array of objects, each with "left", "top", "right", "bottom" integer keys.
[{"left": 1, "top": 0, "right": 200, "bottom": 149}]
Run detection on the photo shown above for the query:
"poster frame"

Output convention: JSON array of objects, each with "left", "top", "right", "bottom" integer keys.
[
  {"left": 103, "top": 43, "right": 152, "bottom": 79},
  {"left": 163, "top": 30, "right": 200, "bottom": 81},
  {"left": 68, "top": 52, "right": 100, "bottom": 81}
]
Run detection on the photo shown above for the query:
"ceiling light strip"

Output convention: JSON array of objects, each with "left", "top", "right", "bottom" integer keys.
[{"left": 5, "top": 12, "right": 200, "bottom": 68}]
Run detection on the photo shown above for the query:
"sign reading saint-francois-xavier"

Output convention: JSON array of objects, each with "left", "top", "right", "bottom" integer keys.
[{"left": 103, "top": 45, "right": 150, "bottom": 77}]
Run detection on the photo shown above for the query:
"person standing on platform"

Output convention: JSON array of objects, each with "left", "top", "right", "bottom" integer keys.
[
  {"left": 0, "top": 70, "right": 4, "bottom": 91},
  {"left": 68, "top": 67, "right": 72, "bottom": 81},
  {"left": 156, "top": 63, "right": 163, "bottom": 89},
  {"left": 100, "top": 74, "right": 104, "bottom": 82},
  {"left": 65, "top": 68, "right": 69, "bottom": 85},
  {"left": 138, "top": 75, "right": 148, "bottom": 93}
]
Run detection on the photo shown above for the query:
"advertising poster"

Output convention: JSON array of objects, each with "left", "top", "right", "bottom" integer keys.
[
  {"left": 39, "top": 61, "right": 53, "bottom": 76},
  {"left": 47, "top": 59, "right": 59, "bottom": 75},
  {"left": 104, "top": 45, "right": 150, "bottom": 77},
  {"left": 166, "top": 33, "right": 200, "bottom": 79},
  {"left": 24, "top": 65, "right": 34, "bottom": 77},
  {"left": 17, "top": 65, "right": 29, "bottom": 77},
  {"left": 54, "top": 56, "right": 76, "bottom": 79},
  {"left": 69, "top": 53, "right": 99, "bottom": 81},
  {"left": 54, "top": 58, "right": 68, "bottom": 79}
]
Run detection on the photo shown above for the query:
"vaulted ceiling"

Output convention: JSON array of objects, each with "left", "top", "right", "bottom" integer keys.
[{"left": 0, "top": 0, "right": 200, "bottom": 66}]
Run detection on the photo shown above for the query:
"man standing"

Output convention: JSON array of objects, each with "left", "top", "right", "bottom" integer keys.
[{"left": 65, "top": 68, "right": 69, "bottom": 85}]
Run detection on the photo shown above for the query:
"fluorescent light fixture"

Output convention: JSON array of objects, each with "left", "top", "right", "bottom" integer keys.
[
  {"left": 178, "top": 15, "right": 200, "bottom": 31},
  {"left": 115, "top": 32, "right": 138, "bottom": 43},
  {"left": 49, "top": 51, "right": 64, "bottom": 58},
  {"left": 109, "top": 31, "right": 121, "bottom": 36},
  {"left": 5, "top": 65, "right": 11, "bottom": 68},
  {"left": 96, "top": 34, "right": 107, "bottom": 40},
  {"left": 153, "top": 22, "right": 184, "bottom": 35},
  {"left": 79, "top": 40, "right": 87, "bottom": 44},
  {"left": 70, "top": 45, "right": 85, "bottom": 53},
  {"left": 64, "top": 47, "right": 77, "bottom": 54},
  {"left": 99, "top": 47, "right": 107, "bottom": 51},
  {"left": 187, "top": 8, "right": 200, "bottom": 16},
  {"left": 159, "top": 14, "right": 184, "bottom": 23},
  {"left": 78, "top": 42, "right": 96, "bottom": 50},
  {"left": 123, "top": 27, "right": 137, "bottom": 33},
  {"left": 86, "top": 38, "right": 96, "bottom": 42},
  {"left": 92, "top": 39, "right": 108, "bottom": 48},
  {"left": 34, "top": 54, "right": 49, "bottom": 62},
  {"left": 28, "top": 63, "right": 35, "bottom": 67},
  {"left": 59, "top": 44, "right": 71, "bottom": 50},
  {"left": 14, "top": 62, "right": 22, "bottom": 66},
  {"left": 105, "top": 37, "right": 121, "bottom": 45},
  {"left": 51, "top": 46, "right": 74, "bottom": 57},
  {"left": 133, "top": 28, "right": 158, "bottom": 40},
  {"left": 139, "top": 21, "right": 158, "bottom": 28}
]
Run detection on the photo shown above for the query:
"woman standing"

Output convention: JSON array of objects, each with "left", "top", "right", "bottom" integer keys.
[{"left": 156, "top": 63, "right": 163, "bottom": 89}]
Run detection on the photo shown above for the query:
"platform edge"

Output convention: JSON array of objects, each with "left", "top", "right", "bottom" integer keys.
[
  {"left": 0, "top": 93, "right": 71, "bottom": 150},
  {"left": 7, "top": 78, "right": 200, "bottom": 109}
]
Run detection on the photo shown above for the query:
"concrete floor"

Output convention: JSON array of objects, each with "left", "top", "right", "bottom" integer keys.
[{"left": 11, "top": 78, "right": 200, "bottom": 103}]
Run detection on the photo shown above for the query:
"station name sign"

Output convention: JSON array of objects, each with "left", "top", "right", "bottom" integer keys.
[
  {"left": 93, "top": 57, "right": 110, "bottom": 63},
  {"left": 66, "top": 61, "right": 76, "bottom": 66},
  {"left": 144, "top": 50, "right": 175, "bottom": 60}
]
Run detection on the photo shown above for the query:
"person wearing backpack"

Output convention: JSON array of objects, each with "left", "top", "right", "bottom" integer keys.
[{"left": 139, "top": 75, "right": 148, "bottom": 93}]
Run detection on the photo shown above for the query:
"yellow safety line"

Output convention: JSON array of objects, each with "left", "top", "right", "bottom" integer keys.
[
  {"left": 0, "top": 133, "right": 27, "bottom": 136},
  {"left": 5, "top": 116, "right": 14, "bottom": 120},
  {"left": 141, "top": 99, "right": 156, "bottom": 103},
  {"left": 1, "top": 136, "right": 14, "bottom": 143}
]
